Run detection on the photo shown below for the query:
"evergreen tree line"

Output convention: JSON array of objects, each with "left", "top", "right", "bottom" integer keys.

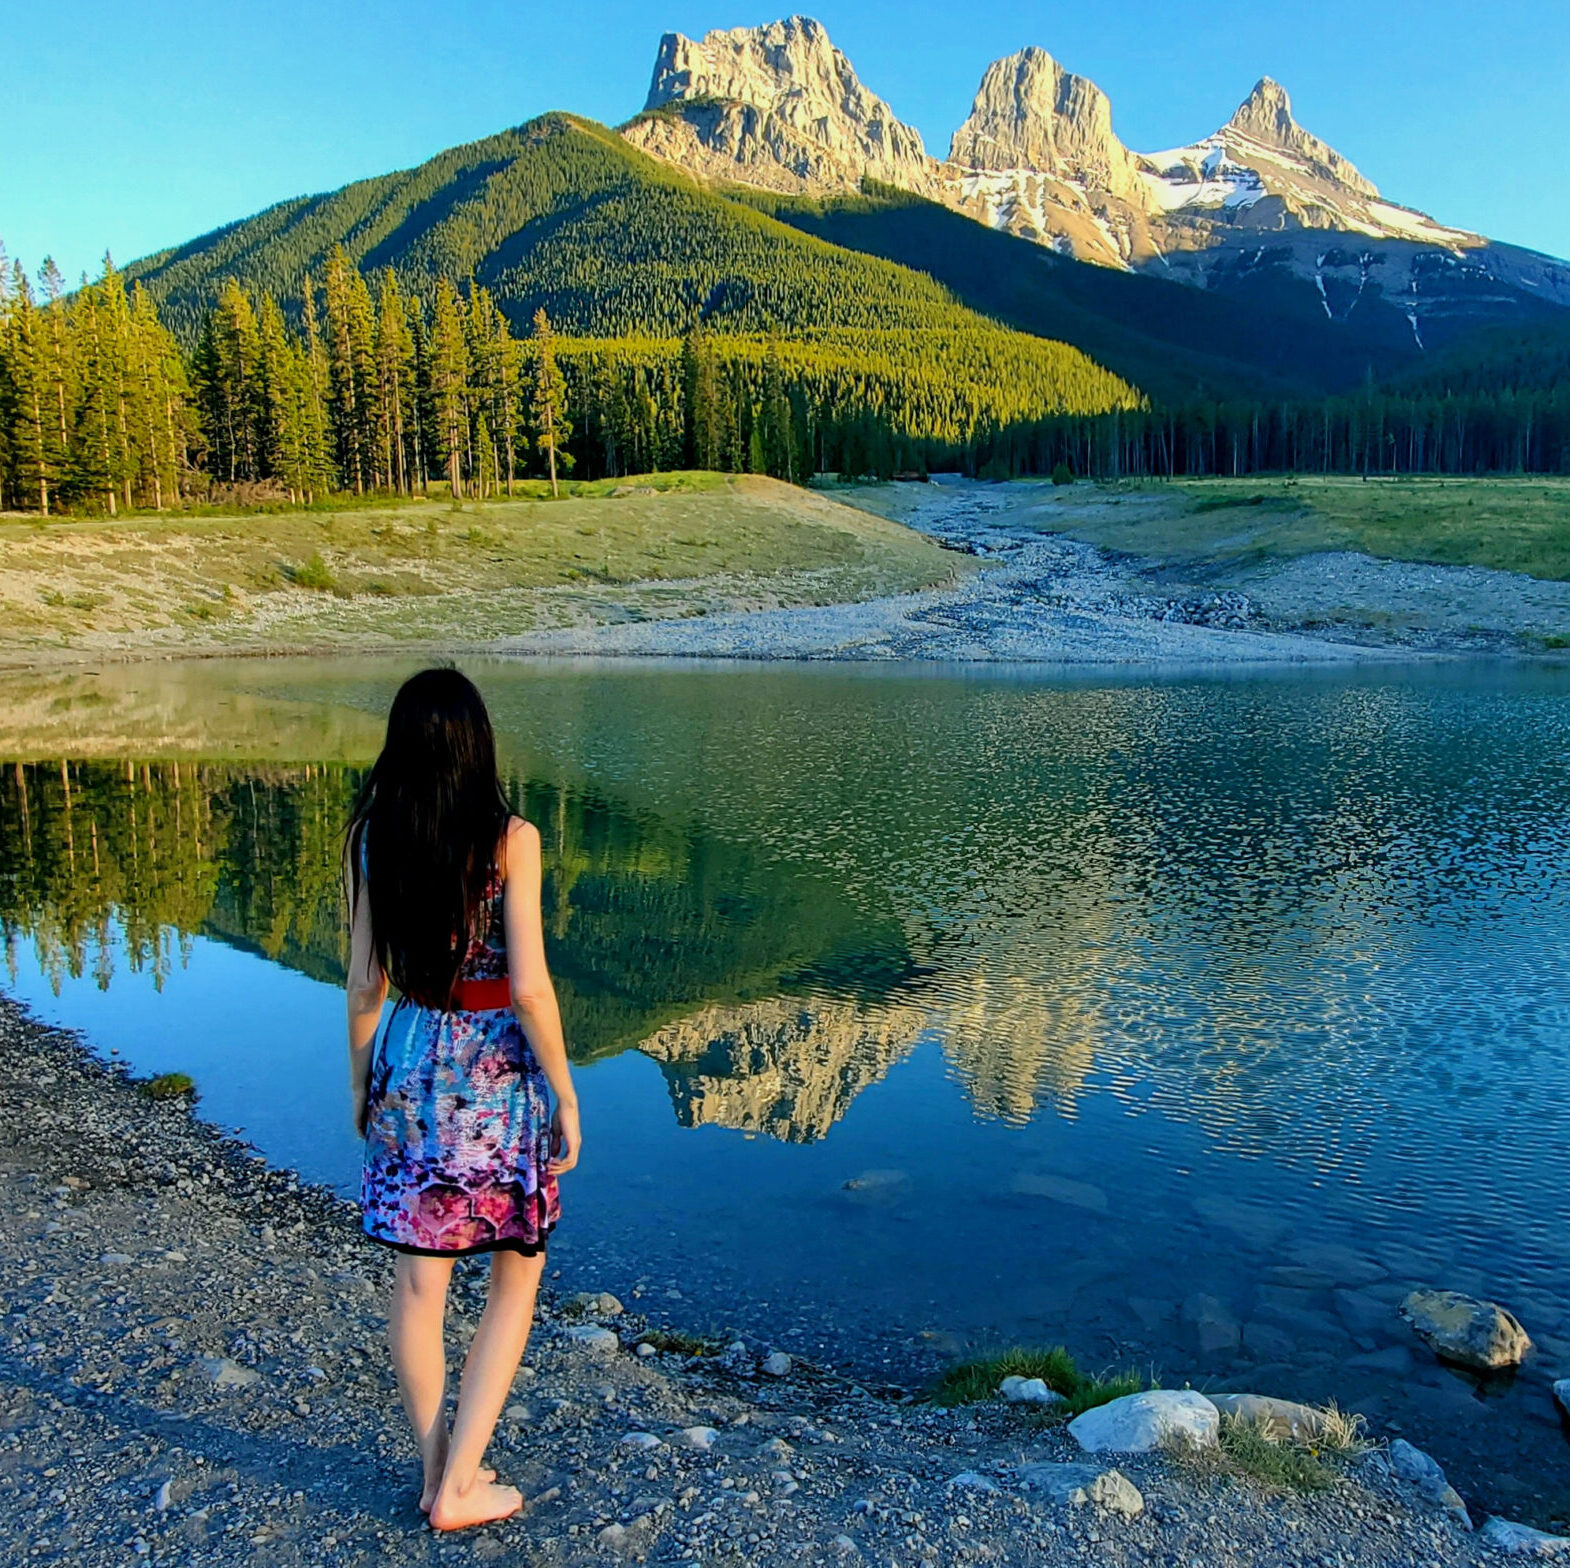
[
  {"left": 962, "top": 388, "right": 1570, "bottom": 482},
  {"left": 0, "top": 248, "right": 197, "bottom": 514}
]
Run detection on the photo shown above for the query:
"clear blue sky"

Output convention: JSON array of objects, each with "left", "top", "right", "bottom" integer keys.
[{"left": 5, "top": 0, "right": 1567, "bottom": 284}]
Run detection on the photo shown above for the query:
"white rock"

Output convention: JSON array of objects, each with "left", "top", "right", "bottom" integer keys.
[
  {"left": 101, "top": 1252, "right": 135, "bottom": 1266},
  {"left": 563, "top": 1325, "right": 620, "bottom": 1353},
  {"left": 1078, "top": 1469, "right": 1144, "bottom": 1519},
  {"left": 635, "top": 1341, "right": 657, "bottom": 1359},
  {"left": 762, "top": 1351, "right": 792, "bottom": 1377},
  {"left": 621, "top": 1432, "right": 663, "bottom": 1450},
  {"left": 1000, "top": 1375, "right": 1066, "bottom": 1407},
  {"left": 152, "top": 1480, "right": 172, "bottom": 1512},
  {"left": 1479, "top": 1517, "right": 1570, "bottom": 1557},
  {"left": 947, "top": 1471, "right": 999, "bottom": 1492},
  {"left": 676, "top": 1425, "right": 720, "bottom": 1450},
  {"left": 195, "top": 1356, "right": 260, "bottom": 1389},
  {"left": 1067, "top": 1390, "right": 1218, "bottom": 1453}
]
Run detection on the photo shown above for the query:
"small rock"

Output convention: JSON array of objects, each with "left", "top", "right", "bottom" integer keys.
[
  {"left": 568, "top": 1291, "right": 624, "bottom": 1318},
  {"left": 195, "top": 1356, "right": 260, "bottom": 1389},
  {"left": 1478, "top": 1517, "right": 1570, "bottom": 1557},
  {"left": 563, "top": 1325, "right": 620, "bottom": 1354},
  {"left": 759, "top": 1437, "right": 795, "bottom": 1459},
  {"left": 100, "top": 1252, "right": 135, "bottom": 1266},
  {"left": 1068, "top": 1390, "right": 1218, "bottom": 1453},
  {"left": 635, "top": 1341, "right": 657, "bottom": 1359},
  {"left": 152, "top": 1480, "right": 172, "bottom": 1512},
  {"left": 1389, "top": 1439, "right": 1471, "bottom": 1530},
  {"left": 1019, "top": 1461, "right": 1107, "bottom": 1502},
  {"left": 1400, "top": 1289, "right": 1531, "bottom": 1370},
  {"left": 947, "top": 1472, "right": 999, "bottom": 1492},
  {"left": 1000, "top": 1375, "right": 1066, "bottom": 1407},
  {"left": 762, "top": 1351, "right": 792, "bottom": 1378},
  {"left": 1078, "top": 1469, "right": 1144, "bottom": 1520},
  {"left": 621, "top": 1432, "right": 662, "bottom": 1450},
  {"left": 504, "top": 1403, "right": 528, "bottom": 1420},
  {"left": 675, "top": 1426, "right": 720, "bottom": 1450}
]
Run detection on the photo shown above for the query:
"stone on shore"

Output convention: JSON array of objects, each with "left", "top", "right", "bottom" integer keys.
[
  {"left": 1018, "top": 1461, "right": 1144, "bottom": 1517},
  {"left": 999, "top": 1374, "right": 1066, "bottom": 1406},
  {"left": 1388, "top": 1438, "right": 1472, "bottom": 1530},
  {"left": 1067, "top": 1389, "right": 1219, "bottom": 1453},
  {"left": 567, "top": 1291, "right": 624, "bottom": 1318},
  {"left": 1479, "top": 1517, "right": 1570, "bottom": 1557},
  {"left": 1208, "top": 1393, "right": 1325, "bottom": 1442},
  {"left": 1399, "top": 1289, "right": 1531, "bottom": 1370},
  {"left": 194, "top": 1356, "right": 260, "bottom": 1389},
  {"left": 762, "top": 1351, "right": 792, "bottom": 1377},
  {"left": 563, "top": 1325, "right": 620, "bottom": 1353},
  {"left": 675, "top": 1425, "right": 720, "bottom": 1450},
  {"left": 946, "top": 1471, "right": 998, "bottom": 1492}
]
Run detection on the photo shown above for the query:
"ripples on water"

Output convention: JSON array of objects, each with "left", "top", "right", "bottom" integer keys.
[{"left": 2, "top": 659, "right": 1569, "bottom": 1526}]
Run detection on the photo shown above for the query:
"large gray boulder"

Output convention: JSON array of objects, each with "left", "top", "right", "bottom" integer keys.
[
  {"left": 1478, "top": 1517, "right": 1570, "bottom": 1557},
  {"left": 1399, "top": 1289, "right": 1531, "bottom": 1370},
  {"left": 1388, "top": 1438, "right": 1471, "bottom": 1531},
  {"left": 1067, "top": 1390, "right": 1218, "bottom": 1453}
]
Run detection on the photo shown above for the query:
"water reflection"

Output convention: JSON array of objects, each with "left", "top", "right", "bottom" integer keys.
[{"left": 5, "top": 660, "right": 1570, "bottom": 1529}]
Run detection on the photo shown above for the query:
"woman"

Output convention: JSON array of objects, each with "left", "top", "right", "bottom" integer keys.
[{"left": 345, "top": 667, "right": 581, "bottom": 1532}]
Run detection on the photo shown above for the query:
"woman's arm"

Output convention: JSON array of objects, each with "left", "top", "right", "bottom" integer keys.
[
  {"left": 502, "top": 816, "right": 581, "bottom": 1174},
  {"left": 345, "top": 844, "right": 389, "bottom": 1138}
]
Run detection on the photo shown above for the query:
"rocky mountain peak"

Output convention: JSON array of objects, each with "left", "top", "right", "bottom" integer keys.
[
  {"left": 948, "top": 46, "right": 1145, "bottom": 203},
  {"left": 630, "top": 15, "right": 936, "bottom": 193},
  {"left": 1222, "top": 76, "right": 1379, "bottom": 198}
]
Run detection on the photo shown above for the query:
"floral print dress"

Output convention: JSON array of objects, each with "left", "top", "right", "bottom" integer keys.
[{"left": 360, "top": 857, "right": 560, "bottom": 1256}]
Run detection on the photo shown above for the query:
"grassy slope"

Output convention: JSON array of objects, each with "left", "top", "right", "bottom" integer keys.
[
  {"left": 0, "top": 474, "right": 965, "bottom": 664},
  {"left": 1041, "top": 476, "right": 1570, "bottom": 581}
]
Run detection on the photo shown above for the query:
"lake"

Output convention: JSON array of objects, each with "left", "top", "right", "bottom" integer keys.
[{"left": 3, "top": 654, "right": 1569, "bottom": 1528}]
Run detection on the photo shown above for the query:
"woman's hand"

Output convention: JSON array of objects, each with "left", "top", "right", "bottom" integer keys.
[{"left": 548, "top": 1101, "right": 581, "bottom": 1175}]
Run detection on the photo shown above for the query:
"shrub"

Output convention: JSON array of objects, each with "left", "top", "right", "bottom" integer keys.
[
  {"left": 141, "top": 1072, "right": 197, "bottom": 1101},
  {"left": 1051, "top": 462, "right": 1074, "bottom": 486},
  {"left": 929, "top": 1345, "right": 1143, "bottom": 1416}
]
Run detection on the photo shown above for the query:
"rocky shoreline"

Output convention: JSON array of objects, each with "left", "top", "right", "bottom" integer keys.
[{"left": 1, "top": 992, "right": 1560, "bottom": 1566}]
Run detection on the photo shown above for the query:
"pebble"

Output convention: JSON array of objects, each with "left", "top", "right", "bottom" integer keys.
[{"left": 762, "top": 1351, "right": 792, "bottom": 1377}]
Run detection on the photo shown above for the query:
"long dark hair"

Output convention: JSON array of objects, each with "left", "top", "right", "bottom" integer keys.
[{"left": 347, "top": 667, "right": 511, "bottom": 1008}]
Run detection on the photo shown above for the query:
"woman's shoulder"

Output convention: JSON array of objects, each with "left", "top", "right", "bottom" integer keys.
[{"left": 502, "top": 814, "right": 540, "bottom": 862}]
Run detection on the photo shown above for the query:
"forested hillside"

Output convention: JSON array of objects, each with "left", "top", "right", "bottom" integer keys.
[{"left": 740, "top": 183, "right": 1410, "bottom": 400}]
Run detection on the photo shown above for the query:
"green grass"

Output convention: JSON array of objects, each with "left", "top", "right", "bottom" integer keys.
[
  {"left": 0, "top": 473, "right": 962, "bottom": 661},
  {"left": 140, "top": 1071, "right": 197, "bottom": 1101},
  {"left": 636, "top": 1330, "right": 725, "bottom": 1358},
  {"left": 929, "top": 1346, "right": 1144, "bottom": 1417},
  {"left": 1047, "top": 475, "right": 1570, "bottom": 581},
  {"left": 1169, "top": 1406, "right": 1371, "bottom": 1497}
]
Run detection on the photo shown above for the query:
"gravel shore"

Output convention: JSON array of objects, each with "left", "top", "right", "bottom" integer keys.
[{"left": 0, "top": 993, "right": 1532, "bottom": 1567}]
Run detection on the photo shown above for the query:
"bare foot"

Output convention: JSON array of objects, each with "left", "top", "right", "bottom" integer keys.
[
  {"left": 428, "top": 1478, "right": 522, "bottom": 1532},
  {"left": 420, "top": 1465, "right": 495, "bottom": 1515}
]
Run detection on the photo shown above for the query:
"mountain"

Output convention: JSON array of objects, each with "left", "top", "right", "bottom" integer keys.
[
  {"left": 124, "top": 111, "right": 1139, "bottom": 437},
  {"left": 624, "top": 15, "right": 940, "bottom": 196},
  {"left": 625, "top": 18, "right": 1570, "bottom": 356}
]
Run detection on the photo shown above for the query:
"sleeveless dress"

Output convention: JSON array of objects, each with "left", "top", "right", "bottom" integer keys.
[{"left": 359, "top": 844, "right": 561, "bottom": 1257}]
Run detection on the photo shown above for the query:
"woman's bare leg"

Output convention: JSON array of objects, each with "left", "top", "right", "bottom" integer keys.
[
  {"left": 428, "top": 1248, "right": 544, "bottom": 1531},
  {"left": 388, "top": 1253, "right": 459, "bottom": 1511}
]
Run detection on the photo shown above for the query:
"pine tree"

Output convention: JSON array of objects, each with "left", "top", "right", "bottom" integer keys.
[
  {"left": 529, "top": 307, "right": 570, "bottom": 497},
  {"left": 374, "top": 271, "right": 416, "bottom": 495},
  {"left": 3, "top": 265, "right": 52, "bottom": 511},
  {"left": 428, "top": 280, "right": 469, "bottom": 501},
  {"left": 681, "top": 319, "right": 719, "bottom": 471}
]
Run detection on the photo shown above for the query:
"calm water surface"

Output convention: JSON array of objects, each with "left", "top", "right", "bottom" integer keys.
[{"left": 3, "top": 656, "right": 1569, "bottom": 1526}]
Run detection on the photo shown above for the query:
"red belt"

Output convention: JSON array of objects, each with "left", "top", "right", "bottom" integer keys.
[{"left": 450, "top": 976, "right": 513, "bottom": 1011}]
